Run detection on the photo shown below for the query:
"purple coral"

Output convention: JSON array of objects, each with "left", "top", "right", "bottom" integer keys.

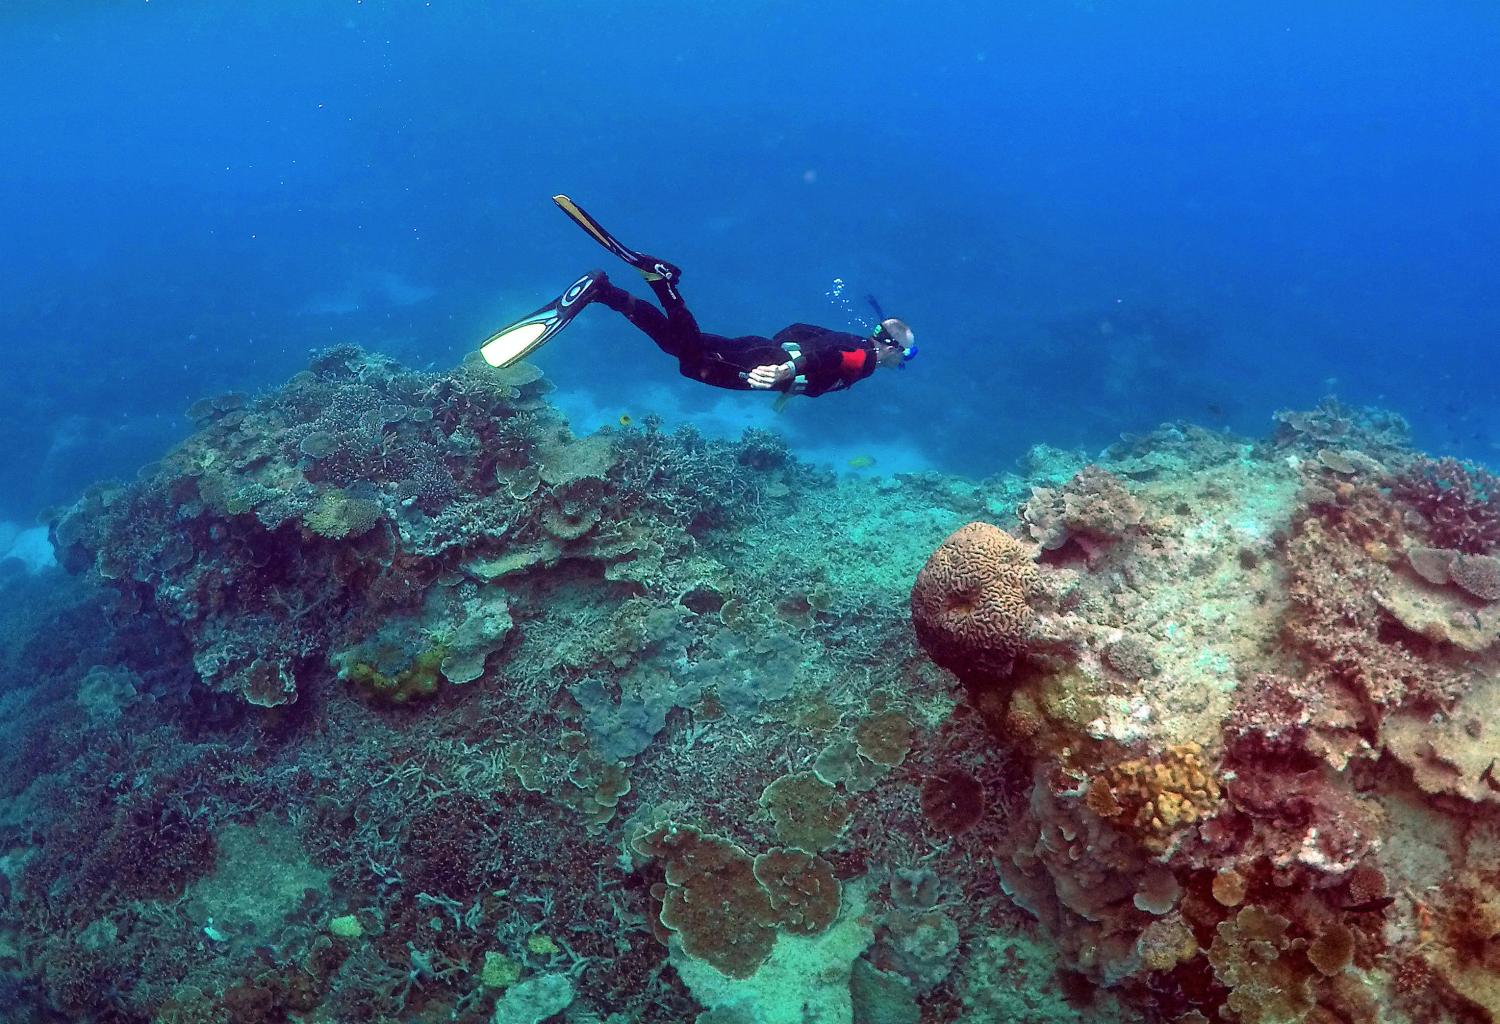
[{"left": 1392, "top": 457, "right": 1500, "bottom": 554}]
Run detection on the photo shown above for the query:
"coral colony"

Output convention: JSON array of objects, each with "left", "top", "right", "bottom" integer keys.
[{"left": 1, "top": 350, "right": 1498, "bottom": 1024}]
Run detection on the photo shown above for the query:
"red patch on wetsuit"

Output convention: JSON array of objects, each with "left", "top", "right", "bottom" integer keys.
[{"left": 839, "top": 350, "right": 870, "bottom": 380}]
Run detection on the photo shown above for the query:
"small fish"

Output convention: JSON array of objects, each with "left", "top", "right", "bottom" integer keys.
[
  {"left": 1342, "top": 895, "right": 1396, "bottom": 914},
  {"left": 847, "top": 455, "right": 876, "bottom": 470},
  {"left": 618, "top": 414, "right": 633, "bottom": 427}
]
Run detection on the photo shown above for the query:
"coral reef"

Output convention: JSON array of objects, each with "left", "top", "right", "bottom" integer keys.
[{"left": 3, "top": 349, "right": 1500, "bottom": 1024}]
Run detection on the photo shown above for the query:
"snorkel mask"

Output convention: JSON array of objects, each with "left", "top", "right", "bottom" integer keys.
[{"left": 867, "top": 296, "right": 917, "bottom": 366}]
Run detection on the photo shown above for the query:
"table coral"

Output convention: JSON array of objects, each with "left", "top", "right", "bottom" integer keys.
[
  {"left": 631, "top": 823, "right": 780, "bottom": 979},
  {"left": 854, "top": 709, "right": 914, "bottom": 767},
  {"left": 752, "top": 848, "right": 841, "bottom": 935},
  {"left": 1207, "top": 906, "right": 1316, "bottom": 1024},
  {"left": 760, "top": 771, "right": 852, "bottom": 852}
]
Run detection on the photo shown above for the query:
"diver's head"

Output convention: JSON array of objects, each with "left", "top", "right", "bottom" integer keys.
[{"left": 872, "top": 318, "right": 917, "bottom": 369}]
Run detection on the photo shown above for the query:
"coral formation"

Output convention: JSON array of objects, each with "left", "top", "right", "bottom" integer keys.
[
  {"left": 1019, "top": 464, "right": 1146, "bottom": 560},
  {"left": 910, "top": 521, "right": 1038, "bottom": 686},
  {"left": 1392, "top": 456, "right": 1500, "bottom": 554},
  {"left": 1088, "top": 742, "right": 1220, "bottom": 854},
  {"left": 6, "top": 350, "right": 1500, "bottom": 1024}
]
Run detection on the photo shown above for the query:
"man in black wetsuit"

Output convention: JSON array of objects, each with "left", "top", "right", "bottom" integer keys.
[
  {"left": 477, "top": 196, "right": 917, "bottom": 398},
  {"left": 591, "top": 265, "right": 916, "bottom": 398}
]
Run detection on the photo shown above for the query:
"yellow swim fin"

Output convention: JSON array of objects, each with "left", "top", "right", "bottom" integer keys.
[{"left": 552, "top": 195, "right": 681, "bottom": 284}]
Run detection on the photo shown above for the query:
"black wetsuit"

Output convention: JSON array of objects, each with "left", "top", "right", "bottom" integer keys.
[{"left": 595, "top": 277, "right": 878, "bottom": 397}]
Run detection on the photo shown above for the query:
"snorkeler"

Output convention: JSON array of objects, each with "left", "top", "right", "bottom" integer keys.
[{"left": 478, "top": 196, "right": 917, "bottom": 400}]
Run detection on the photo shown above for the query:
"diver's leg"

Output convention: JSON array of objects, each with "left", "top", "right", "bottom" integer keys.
[
  {"left": 595, "top": 277, "right": 695, "bottom": 358},
  {"left": 646, "top": 278, "right": 703, "bottom": 342}
]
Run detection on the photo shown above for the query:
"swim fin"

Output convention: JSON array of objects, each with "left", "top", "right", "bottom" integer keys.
[
  {"left": 478, "top": 270, "right": 604, "bottom": 368},
  {"left": 552, "top": 195, "right": 682, "bottom": 284}
]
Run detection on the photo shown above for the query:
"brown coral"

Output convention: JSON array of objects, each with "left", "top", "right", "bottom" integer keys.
[
  {"left": 854, "top": 710, "right": 914, "bottom": 767},
  {"left": 752, "top": 848, "right": 841, "bottom": 935},
  {"left": 1341, "top": 863, "right": 1387, "bottom": 908},
  {"left": 919, "top": 769, "right": 985, "bottom": 836},
  {"left": 631, "top": 824, "right": 779, "bottom": 979},
  {"left": 1450, "top": 551, "right": 1500, "bottom": 601},
  {"left": 910, "top": 522, "right": 1037, "bottom": 685},
  {"left": 759, "top": 772, "right": 852, "bottom": 852},
  {"left": 1207, "top": 906, "right": 1315, "bottom": 1024},
  {"left": 1136, "top": 915, "right": 1199, "bottom": 972},
  {"left": 1306, "top": 923, "right": 1353, "bottom": 977},
  {"left": 236, "top": 658, "right": 297, "bottom": 709}
]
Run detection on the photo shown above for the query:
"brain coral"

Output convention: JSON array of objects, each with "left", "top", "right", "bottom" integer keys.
[{"left": 910, "top": 522, "right": 1038, "bottom": 684}]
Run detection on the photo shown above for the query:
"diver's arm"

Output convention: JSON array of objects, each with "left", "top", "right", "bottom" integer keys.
[{"left": 746, "top": 362, "right": 794, "bottom": 389}]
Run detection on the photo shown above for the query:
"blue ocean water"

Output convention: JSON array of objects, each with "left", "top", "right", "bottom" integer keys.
[{"left": 3, "top": 0, "right": 1499, "bottom": 525}]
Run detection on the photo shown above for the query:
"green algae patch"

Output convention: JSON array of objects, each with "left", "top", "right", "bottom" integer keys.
[
  {"left": 481, "top": 951, "right": 522, "bottom": 988},
  {"left": 345, "top": 646, "right": 447, "bottom": 704},
  {"left": 328, "top": 914, "right": 363, "bottom": 939}
]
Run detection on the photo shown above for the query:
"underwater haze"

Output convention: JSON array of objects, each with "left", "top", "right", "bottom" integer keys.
[
  {"left": 13, "top": 5, "right": 1500, "bottom": 1024},
  {"left": 3, "top": 0, "right": 1500, "bottom": 523}
]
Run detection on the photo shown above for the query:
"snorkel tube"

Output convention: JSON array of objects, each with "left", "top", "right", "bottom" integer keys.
[{"left": 867, "top": 295, "right": 918, "bottom": 365}]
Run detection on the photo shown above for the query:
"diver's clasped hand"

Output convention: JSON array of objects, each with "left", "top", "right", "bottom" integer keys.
[{"left": 745, "top": 361, "right": 795, "bottom": 390}]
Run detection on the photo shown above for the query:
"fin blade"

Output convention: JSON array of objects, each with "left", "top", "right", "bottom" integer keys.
[
  {"left": 478, "top": 271, "right": 601, "bottom": 368},
  {"left": 553, "top": 194, "right": 638, "bottom": 260}
]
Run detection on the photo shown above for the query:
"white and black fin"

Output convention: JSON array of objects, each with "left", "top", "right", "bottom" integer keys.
[
  {"left": 478, "top": 270, "right": 603, "bottom": 368},
  {"left": 552, "top": 194, "right": 681, "bottom": 284}
]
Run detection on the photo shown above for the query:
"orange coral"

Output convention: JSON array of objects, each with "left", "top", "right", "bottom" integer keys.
[
  {"left": 1091, "top": 743, "right": 1221, "bottom": 853},
  {"left": 1212, "top": 868, "right": 1248, "bottom": 908},
  {"left": 910, "top": 522, "right": 1037, "bottom": 683}
]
